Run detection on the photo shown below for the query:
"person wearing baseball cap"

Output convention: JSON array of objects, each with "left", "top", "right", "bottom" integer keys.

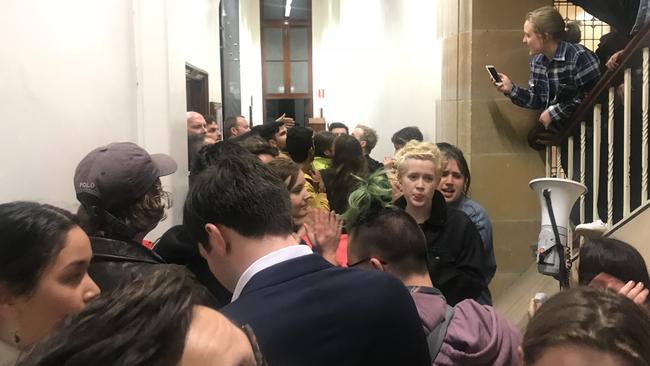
[{"left": 74, "top": 142, "right": 177, "bottom": 291}]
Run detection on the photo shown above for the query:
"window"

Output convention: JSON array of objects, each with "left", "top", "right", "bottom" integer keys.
[
  {"left": 261, "top": 0, "right": 312, "bottom": 126},
  {"left": 554, "top": 0, "right": 610, "bottom": 51}
]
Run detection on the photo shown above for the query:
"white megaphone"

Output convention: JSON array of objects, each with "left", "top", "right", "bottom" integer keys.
[{"left": 529, "top": 178, "right": 587, "bottom": 282}]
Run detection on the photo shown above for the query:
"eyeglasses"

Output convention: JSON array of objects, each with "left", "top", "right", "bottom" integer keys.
[
  {"left": 346, "top": 257, "right": 387, "bottom": 268},
  {"left": 241, "top": 324, "right": 267, "bottom": 366}
]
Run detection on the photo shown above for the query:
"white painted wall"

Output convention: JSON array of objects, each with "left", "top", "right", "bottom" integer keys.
[
  {"left": 133, "top": 0, "right": 188, "bottom": 240},
  {"left": 240, "top": 0, "right": 264, "bottom": 125},
  {"left": 312, "top": 0, "right": 441, "bottom": 159},
  {"left": 184, "top": 0, "right": 223, "bottom": 104},
  {"left": 0, "top": 0, "right": 222, "bottom": 241},
  {"left": 0, "top": 0, "right": 139, "bottom": 210}
]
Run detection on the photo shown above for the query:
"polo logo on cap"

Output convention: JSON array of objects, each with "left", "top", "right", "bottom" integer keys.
[{"left": 79, "top": 182, "right": 96, "bottom": 189}]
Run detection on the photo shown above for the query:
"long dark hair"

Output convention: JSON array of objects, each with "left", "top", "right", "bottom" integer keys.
[
  {"left": 0, "top": 202, "right": 78, "bottom": 297},
  {"left": 578, "top": 238, "right": 650, "bottom": 287},
  {"left": 328, "top": 135, "right": 368, "bottom": 213}
]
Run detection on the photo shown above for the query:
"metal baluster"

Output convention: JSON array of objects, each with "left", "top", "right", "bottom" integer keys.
[
  {"left": 546, "top": 146, "right": 551, "bottom": 178},
  {"left": 608, "top": 87, "right": 615, "bottom": 228},
  {"left": 568, "top": 136, "right": 574, "bottom": 180},
  {"left": 643, "top": 47, "right": 649, "bottom": 204},
  {"left": 624, "top": 68, "right": 632, "bottom": 217},
  {"left": 580, "top": 121, "right": 586, "bottom": 226},
  {"left": 556, "top": 146, "right": 562, "bottom": 178},
  {"left": 593, "top": 104, "right": 601, "bottom": 221}
]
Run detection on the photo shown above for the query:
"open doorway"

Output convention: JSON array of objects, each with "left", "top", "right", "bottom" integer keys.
[{"left": 186, "top": 63, "right": 209, "bottom": 115}]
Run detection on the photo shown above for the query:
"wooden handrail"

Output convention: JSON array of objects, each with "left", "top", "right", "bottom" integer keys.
[{"left": 553, "top": 21, "right": 650, "bottom": 145}]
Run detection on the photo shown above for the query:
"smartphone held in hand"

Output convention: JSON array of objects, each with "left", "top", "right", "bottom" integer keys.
[{"left": 485, "top": 65, "right": 501, "bottom": 83}]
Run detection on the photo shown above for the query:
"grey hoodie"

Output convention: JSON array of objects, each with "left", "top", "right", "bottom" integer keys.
[{"left": 411, "top": 289, "right": 521, "bottom": 366}]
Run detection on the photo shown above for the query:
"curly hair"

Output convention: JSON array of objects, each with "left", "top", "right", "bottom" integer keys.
[
  {"left": 119, "top": 180, "right": 170, "bottom": 233},
  {"left": 523, "top": 287, "right": 650, "bottom": 365},
  {"left": 394, "top": 140, "right": 445, "bottom": 179},
  {"left": 78, "top": 180, "right": 170, "bottom": 237}
]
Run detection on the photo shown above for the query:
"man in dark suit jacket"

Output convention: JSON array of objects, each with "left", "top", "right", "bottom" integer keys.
[{"left": 184, "top": 154, "right": 430, "bottom": 366}]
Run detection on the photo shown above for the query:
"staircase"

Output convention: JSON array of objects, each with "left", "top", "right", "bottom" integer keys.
[
  {"left": 608, "top": 201, "right": 650, "bottom": 259},
  {"left": 494, "top": 21, "right": 650, "bottom": 328}
]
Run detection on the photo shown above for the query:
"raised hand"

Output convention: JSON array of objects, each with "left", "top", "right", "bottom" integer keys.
[
  {"left": 606, "top": 50, "right": 624, "bottom": 71},
  {"left": 305, "top": 209, "right": 342, "bottom": 265},
  {"left": 617, "top": 280, "right": 649, "bottom": 305}
]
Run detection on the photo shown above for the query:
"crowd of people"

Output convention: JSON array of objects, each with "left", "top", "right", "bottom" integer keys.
[{"left": 2, "top": 4, "right": 650, "bottom": 366}]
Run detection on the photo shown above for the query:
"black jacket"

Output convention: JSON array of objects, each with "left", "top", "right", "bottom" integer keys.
[
  {"left": 365, "top": 154, "right": 383, "bottom": 174},
  {"left": 89, "top": 236, "right": 167, "bottom": 291},
  {"left": 89, "top": 235, "right": 222, "bottom": 308},
  {"left": 154, "top": 225, "right": 232, "bottom": 306},
  {"left": 395, "top": 192, "right": 488, "bottom": 306}
]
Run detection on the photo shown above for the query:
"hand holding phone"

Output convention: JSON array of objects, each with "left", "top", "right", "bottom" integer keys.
[{"left": 485, "top": 65, "right": 502, "bottom": 83}]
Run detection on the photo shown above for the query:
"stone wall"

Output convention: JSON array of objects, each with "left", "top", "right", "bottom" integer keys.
[{"left": 437, "top": 0, "right": 552, "bottom": 298}]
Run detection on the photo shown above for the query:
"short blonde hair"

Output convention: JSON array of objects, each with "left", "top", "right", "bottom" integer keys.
[{"left": 394, "top": 140, "right": 445, "bottom": 179}]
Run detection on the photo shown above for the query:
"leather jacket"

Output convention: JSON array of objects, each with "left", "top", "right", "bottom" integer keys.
[{"left": 89, "top": 236, "right": 166, "bottom": 291}]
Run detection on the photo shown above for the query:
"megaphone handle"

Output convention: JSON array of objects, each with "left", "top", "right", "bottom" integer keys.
[{"left": 543, "top": 189, "right": 570, "bottom": 289}]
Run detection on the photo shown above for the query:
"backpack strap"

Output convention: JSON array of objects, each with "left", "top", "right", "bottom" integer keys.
[
  {"left": 407, "top": 286, "right": 455, "bottom": 360},
  {"left": 427, "top": 303, "right": 454, "bottom": 359}
]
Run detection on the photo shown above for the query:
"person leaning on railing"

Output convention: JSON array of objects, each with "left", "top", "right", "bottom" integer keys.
[{"left": 494, "top": 6, "right": 601, "bottom": 146}]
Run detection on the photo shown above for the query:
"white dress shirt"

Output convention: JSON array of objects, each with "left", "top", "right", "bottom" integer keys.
[{"left": 231, "top": 245, "right": 313, "bottom": 302}]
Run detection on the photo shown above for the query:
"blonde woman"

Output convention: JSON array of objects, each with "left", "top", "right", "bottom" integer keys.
[
  {"left": 393, "top": 141, "right": 489, "bottom": 306},
  {"left": 495, "top": 6, "right": 600, "bottom": 138},
  {"left": 495, "top": 6, "right": 604, "bottom": 230}
]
